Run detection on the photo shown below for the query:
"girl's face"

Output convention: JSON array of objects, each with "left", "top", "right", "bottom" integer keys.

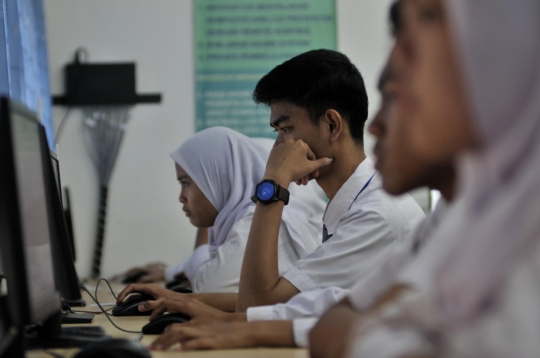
[
  {"left": 396, "top": 0, "right": 479, "bottom": 164},
  {"left": 175, "top": 164, "right": 218, "bottom": 228}
]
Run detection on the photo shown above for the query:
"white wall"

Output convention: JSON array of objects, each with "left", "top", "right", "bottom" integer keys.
[
  {"left": 44, "top": 0, "right": 427, "bottom": 279},
  {"left": 44, "top": 0, "right": 197, "bottom": 279}
]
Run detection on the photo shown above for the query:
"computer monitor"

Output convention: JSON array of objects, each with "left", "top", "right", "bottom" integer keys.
[
  {"left": 0, "top": 98, "right": 61, "bottom": 327},
  {"left": 50, "top": 151, "right": 77, "bottom": 262},
  {"left": 50, "top": 151, "right": 63, "bottom": 201},
  {"left": 0, "top": 98, "right": 105, "bottom": 348},
  {"left": 63, "top": 187, "right": 77, "bottom": 261},
  {"left": 47, "top": 146, "right": 85, "bottom": 306}
]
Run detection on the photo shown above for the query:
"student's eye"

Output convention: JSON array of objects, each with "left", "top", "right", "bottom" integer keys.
[
  {"left": 281, "top": 127, "right": 290, "bottom": 134},
  {"left": 180, "top": 181, "right": 190, "bottom": 187},
  {"left": 273, "top": 128, "right": 278, "bottom": 132}
]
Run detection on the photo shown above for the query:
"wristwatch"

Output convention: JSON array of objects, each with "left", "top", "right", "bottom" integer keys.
[{"left": 251, "top": 179, "right": 289, "bottom": 205}]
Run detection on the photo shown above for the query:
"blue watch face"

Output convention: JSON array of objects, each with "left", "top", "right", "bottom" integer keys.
[{"left": 257, "top": 182, "right": 275, "bottom": 201}]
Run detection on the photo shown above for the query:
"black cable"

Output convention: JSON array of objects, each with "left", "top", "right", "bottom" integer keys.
[
  {"left": 95, "top": 278, "right": 118, "bottom": 301},
  {"left": 80, "top": 280, "right": 142, "bottom": 334},
  {"left": 54, "top": 107, "right": 72, "bottom": 143},
  {"left": 54, "top": 47, "right": 90, "bottom": 144}
]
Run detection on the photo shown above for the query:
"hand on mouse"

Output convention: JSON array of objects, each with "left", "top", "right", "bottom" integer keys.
[
  {"left": 137, "top": 263, "right": 166, "bottom": 283},
  {"left": 148, "top": 321, "right": 295, "bottom": 351},
  {"left": 142, "top": 299, "right": 246, "bottom": 326},
  {"left": 111, "top": 262, "right": 166, "bottom": 283},
  {"left": 116, "top": 284, "right": 177, "bottom": 305}
]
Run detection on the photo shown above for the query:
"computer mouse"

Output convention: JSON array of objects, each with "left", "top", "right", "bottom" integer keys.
[
  {"left": 122, "top": 270, "right": 148, "bottom": 284},
  {"left": 112, "top": 294, "right": 154, "bottom": 316},
  {"left": 141, "top": 313, "right": 191, "bottom": 335},
  {"left": 168, "top": 284, "right": 192, "bottom": 294},
  {"left": 165, "top": 278, "right": 188, "bottom": 289},
  {"left": 74, "top": 338, "right": 151, "bottom": 358}
]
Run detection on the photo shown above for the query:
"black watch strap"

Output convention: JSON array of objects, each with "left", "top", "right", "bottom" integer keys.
[{"left": 275, "top": 185, "right": 290, "bottom": 205}]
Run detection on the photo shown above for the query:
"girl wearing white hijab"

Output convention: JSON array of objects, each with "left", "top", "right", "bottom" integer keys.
[
  {"left": 346, "top": 0, "right": 540, "bottom": 357},
  {"left": 168, "top": 126, "right": 321, "bottom": 293}
]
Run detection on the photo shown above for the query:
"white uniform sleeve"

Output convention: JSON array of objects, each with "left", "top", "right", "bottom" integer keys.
[
  {"left": 246, "top": 306, "right": 276, "bottom": 321},
  {"left": 347, "top": 241, "right": 417, "bottom": 312},
  {"left": 348, "top": 203, "right": 452, "bottom": 312},
  {"left": 191, "top": 211, "right": 310, "bottom": 293},
  {"left": 164, "top": 244, "right": 211, "bottom": 283},
  {"left": 293, "top": 318, "right": 319, "bottom": 348},
  {"left": 190, "top": 216, "right": 250, "bottom": 293},
  {"left": 247, "top": 287, "right": 350, "bottom": 321},
  {"left": 283, "top": 210, "right": 401, "bottom": 292},
  {"left": 182, "top": 244, "right": 211, "bottom": 282},
  {"left": 164, "top": 262, "right": 186, "bottom": 283}
]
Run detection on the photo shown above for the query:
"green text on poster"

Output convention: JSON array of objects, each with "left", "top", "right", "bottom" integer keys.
[{"left": 195, "top": 0, "right": 336, "bottom": 137}]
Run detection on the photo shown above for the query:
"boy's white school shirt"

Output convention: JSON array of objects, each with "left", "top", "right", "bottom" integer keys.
[{"left": 247, "top": 158, "right": 425, "bottom": 345}]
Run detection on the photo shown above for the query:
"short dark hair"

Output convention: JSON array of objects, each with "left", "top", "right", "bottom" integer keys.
[
  {"left": 389, "top": 1, "right": 403, "bottom": 36},
  {"left": 253, "top": 49, "right": 368, "bottom": 145}
]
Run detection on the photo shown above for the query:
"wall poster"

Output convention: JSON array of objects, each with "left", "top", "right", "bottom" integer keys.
[{"left": 194, "top": 0, "right": 336, "bottom": 138}]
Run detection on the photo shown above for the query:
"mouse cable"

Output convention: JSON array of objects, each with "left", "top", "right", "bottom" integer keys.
[
  {"left": 92, "top": 277, "right": 119, "bottom": 301},
  {"left": 78, "top": 278, "right": 115, "bottom": 313},
  {"left": 80, "top": 286, "right": 142, "bottom": 334},
  {"left": 94, "top": 278, "right": 118, "bottom": 312},
  {"left": 95, "top": 278, "right": 119, "bottom": 312},
  {"left": 81, "top": 278, "right": 116, "bottom": 311}
]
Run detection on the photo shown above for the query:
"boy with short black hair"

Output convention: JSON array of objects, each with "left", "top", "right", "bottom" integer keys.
[{"left": 117, "top": 49, "right": 424, "bottom": 318}]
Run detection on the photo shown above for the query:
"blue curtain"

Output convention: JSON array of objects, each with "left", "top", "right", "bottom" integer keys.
[{"left": 0, "top": 0, "right": 53, "bottom": 149}]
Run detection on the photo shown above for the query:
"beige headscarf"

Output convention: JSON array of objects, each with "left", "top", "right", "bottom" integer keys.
[{"left": 170, "top": 126, "right": 320, "bottom": 258}]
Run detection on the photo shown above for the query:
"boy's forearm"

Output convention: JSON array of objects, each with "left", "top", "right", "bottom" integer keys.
[
  {"left": 237, "top": 199, "right": 285, "bottom": 311},
  {"left": 237, "top": 145, "right": 319, "bottom": 311},
  {"left": 193, "top": 293, "right": 239, "bottom": 312}
]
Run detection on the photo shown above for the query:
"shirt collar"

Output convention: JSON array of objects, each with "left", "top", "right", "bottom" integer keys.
[{"left": 323, "top": 157, "right": 376, "bottom": 235}]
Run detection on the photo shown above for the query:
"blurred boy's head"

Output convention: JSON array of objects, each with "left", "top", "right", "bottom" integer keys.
[{"left": 369, "top": 46, "right": 455, "bottom": 200}]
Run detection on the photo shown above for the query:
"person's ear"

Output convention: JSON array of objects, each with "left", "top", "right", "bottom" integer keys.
[{"left": 323, "top": 109, "right": 343, "bottom": 143}]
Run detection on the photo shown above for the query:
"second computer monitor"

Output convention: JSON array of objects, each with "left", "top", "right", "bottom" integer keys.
[{"left": 45, "top": 138, "right": 85, "bottom": 306}]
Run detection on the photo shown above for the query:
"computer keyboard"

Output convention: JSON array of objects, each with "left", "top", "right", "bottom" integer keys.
[{"left": 62, "top": 326, "right": 107, "bottom": 337}]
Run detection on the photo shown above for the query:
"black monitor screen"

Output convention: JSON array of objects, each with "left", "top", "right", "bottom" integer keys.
[
  {"left": 0, "top": 99, "right": 60, "bottom": 325},
  {"left": 50, "top": 152, "right": 62, "bottom": 203},
  {"left": 44, "top": 134, "right": 83, "bottom": 305},
  {"left": 11, "top": 112, "right": 57, "bottom": 315}
]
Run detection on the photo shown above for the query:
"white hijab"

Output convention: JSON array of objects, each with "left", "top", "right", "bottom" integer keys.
[
  {"left": 170, "top": 126, "right": 319, "bottom": 257},
  {"left": 428, "top": 0, "right": 540, "bottom": 324}
]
